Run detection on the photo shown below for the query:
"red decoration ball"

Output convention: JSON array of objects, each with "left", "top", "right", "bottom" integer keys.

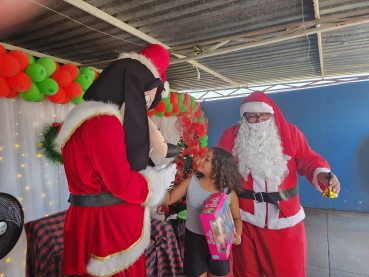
[
  {"left": 147, "top": 109, "right": 155, "bottom": 117},
  {"left": 0, "top": 76, "right": 10, "bottom": 97},
  {"left": 8, "top": 72, "right": 32, "bottom": 92},
  {"left": 47, "top": 87, "right": 66, "bottom": 103},
  {"left": 0, "top": 54, "right": 20, "bottom": 77},
  {"left": 156, "top": 101, "right": 166, "bottom": 113},
  {"left": 64, "top": 81, "right": 82, "bottom": 98},
  {"left": 61, "top": 64, "right": 79, "bottom": 81},
  {"left": 0, "top": 45, "right": 7, "bottom": 56},
  {"left": 5, "top": 88, "right": 19, "bottom": 98},
  {"left": 172, "top": 104, "right": 180, "bottom": 114},
  {"left": 60, "top": 96, "right": 71, "bottom": 104},
  {"left": 164, "top": 111, "right": 172, "bottom": 117},
  {"left": 170, "top": 92, "right": 178, "bottom": 104},
  {"left": 54, "top": 61, "right": 60, "bottom": 71},
  {"left": 51, "top": 69, "right": 72, "bottom": 87},
  {"left": 8, "top": 50, "right": 29, "bottom": 72}
]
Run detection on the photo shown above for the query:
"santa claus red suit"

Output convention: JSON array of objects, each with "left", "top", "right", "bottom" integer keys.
[
  {"left": 218, "top": 91, "right": 331, "bottom": 277},
  {"left": 56, "top": 45, "right": 177, "bottom": 277}
]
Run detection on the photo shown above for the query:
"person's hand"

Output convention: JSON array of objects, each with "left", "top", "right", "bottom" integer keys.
[
  {"left": 154, "top": 164, "right": 177, "bottom": 191},
  {"left": 317, "top": 172, "right": 340, "bottom": 193},
  {"left": 232, "top": 232, "right": 241, "bottom": 245}
]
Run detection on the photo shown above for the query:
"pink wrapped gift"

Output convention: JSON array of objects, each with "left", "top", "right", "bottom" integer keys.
[{"left": 200, "top": 193, "right": 235, "bottom": 260}]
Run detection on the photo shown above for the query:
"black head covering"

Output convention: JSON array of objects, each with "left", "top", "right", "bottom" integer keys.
[{"left": 83, "top": 58, "right": 164, "bottom": 171}]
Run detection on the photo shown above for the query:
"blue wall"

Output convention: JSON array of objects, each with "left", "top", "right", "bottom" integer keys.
[{"left": 202, "top": 81, "right": 369, "bottom": 213}]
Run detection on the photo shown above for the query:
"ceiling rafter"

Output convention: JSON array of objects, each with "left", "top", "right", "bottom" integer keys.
[
  {"left": 62, "top": 0, "right": 242, "bottom": 88},
  {"left": 313, "top": 0, "right": 325, "bottom": 79}
]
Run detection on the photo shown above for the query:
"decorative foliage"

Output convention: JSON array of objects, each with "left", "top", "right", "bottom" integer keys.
[{"left": 39, "top": 123, "right": 63, "bottom": 165}]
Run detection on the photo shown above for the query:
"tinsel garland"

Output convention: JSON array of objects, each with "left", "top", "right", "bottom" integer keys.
[{"left": 39, "top": 123, "right": 63, "bottom": 165}]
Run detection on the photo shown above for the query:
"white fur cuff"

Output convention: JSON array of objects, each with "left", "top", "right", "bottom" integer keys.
[{"left": 140, "top": 166, "right": 166, "bottom": 207}]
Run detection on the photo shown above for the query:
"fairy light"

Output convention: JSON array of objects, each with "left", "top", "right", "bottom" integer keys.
[
  {"left": 35, "top": 123, "right": 39, "bottom": 126},
  {"left": 15, "top": 144, "right": 19, "bottom": 148},
  {"left": 12, "top": 99, "right": 15, "bottom": 101},
  {"left": 22, "top": 164, "right": 25, "bottom": 167},
  {"left": 37, "top": 154, "right": 42, "bottom": 158},
  {"left": 25, "top": 187, "right": 29, "bottom": 190},
  {"left": 46, "top": 215, "right": 49, "bottom": 217},
  {"left": 24, "top": 249, "right": 27, "bottom": 254},
  {"left": 0, "top": 157, "right": 2, "bottom": 161},
  {"left": 19, "top": 197, "right": 23, "bottom": 201},
  {"left": 19, "top": 111, "right": 21, "bottom": 114},
  {"left": 45, "top": 163, "right": 48, "bottom": 165},
  {"left": 22, "top": 154, "right": 25, "bottom": 156},
  {"left": 42, "top": 194, "right": 46, "bottom": 197},
  {"left": 18, "top": 174, "right": 21, "bottom": 178},
  {"left": 1, "top": 273, "right": 4, "bottom": 276},
  {"left": 16, "top": 123, "right": 18, "bottom": 125},
  {"left": 15, "top": 133, "right": 18, "bottom": 135},
  {"left": 55, "top": 181, "right": 57, "bottom": 183},
  {"left": 49, "top": 202, "right": 52, "bottom": 205},
  {"left": 45, "top": 175, "right": 47, "bottom": 177},
  {"left": 54, "top": 115, "right": 57, "bottom": 117},
  {"left": 0, "top": 147, "right": 2, "bottom": 150},
  {"left": 5, "top": 258, "right": 11, "bottom": 263}
]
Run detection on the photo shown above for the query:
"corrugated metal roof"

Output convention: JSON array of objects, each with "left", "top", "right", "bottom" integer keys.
[{"left": 1, "top": 0, "right": 369, "bottom": 92}]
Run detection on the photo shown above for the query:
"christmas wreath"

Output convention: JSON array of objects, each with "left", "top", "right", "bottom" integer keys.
[{"left": 39, "top": 123, "right": 63, "bottom": 165}]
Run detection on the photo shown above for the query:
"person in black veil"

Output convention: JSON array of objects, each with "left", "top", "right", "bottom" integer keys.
[{"left": 56, "top": 44, "right": 178, "bottom": 277}]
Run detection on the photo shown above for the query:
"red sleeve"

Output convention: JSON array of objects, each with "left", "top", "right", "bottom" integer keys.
[
  {"left": 84, "top": 115, "right": 149, "bottom": 204},
  {"left": 292, "top": 125, "right": 330, "bottom": 185}
]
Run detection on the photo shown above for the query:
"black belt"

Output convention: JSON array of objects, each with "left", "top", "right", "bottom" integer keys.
[
  {"left": 68, "top": 192, "right": 126, "bottom": 207},
  {"left": 237, "top": 184, "right": 299, "bottom": 218}
]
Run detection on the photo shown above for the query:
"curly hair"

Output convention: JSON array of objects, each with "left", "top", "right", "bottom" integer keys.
[{"left": 196, "top": 147, "right": 243, "bottom": 194}]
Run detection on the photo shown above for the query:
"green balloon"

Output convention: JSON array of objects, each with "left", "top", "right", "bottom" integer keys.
[
  {"left": 180, "top": 104, "right": 187, "bottom": 113},
  {"left": 177, "top": 93, "right": 184, "bottom": 101},
  {"left": 190, "top": 96, "right": 196, "bottom": 106},
  {"left": 80, "top": 67, "right": 95, "bottom": 80},
  {"left": 20, "top": 82, "right": 40, "bottom": 102},
  {"left": 162, "top": 98, "right": 170, "bottom": 105},
  {"left": 193, "top": 117, "right": 199, "bottom": 122},
  {"left": 202, "top": 111, "right": 204, "bottom": 116},
  {"left": 155, "top": 111, "right": 165, "bottom": 117},
  {"left": 200, "top": 140, "right": 208, "bottom": 148},
  {"left": 38, "top": 78, "right": 59, "bottom": 95},
  {"left": 71, "top": 90, "right": 86, "bottom": 105},
  {"left": 202, "top": 135, "right": 208, "bottom": 141},
  {"left": 25, "top": 63, "right": 46, "bottom": 83},
  {"left": 36, "top": 57, "right": 56, "bottom": 78},
  {"left": 177, "top": 98, "right": 183, "bottom": 106},
  {"left": 172, "top": 112, "right": 179, "bottom": 116},
  {"left": 199, "top": 116, "right": 206, "bottom": 123},
  {"left": 75, "top": 74, "right": 92, "bottom": 91},
  {"left": 194, "top": 105, "right": 198, "bottom": 113},
  {"left": 34, "top": 93, "right": 46, "bottom": 102},
  {"left": 165, "top": 103, "right": 173, "bottom": 113},
  {"left": 27, "top": 54, "right": 35, "bottom": 65}
]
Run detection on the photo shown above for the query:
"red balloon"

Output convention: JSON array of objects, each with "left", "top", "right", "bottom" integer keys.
[
  {"left": 0, "top": 54, "right": 20, "bottom": 77},
  {"left": 164, "top": 111, "right": 172, "bottom": 117},
  {"left": 147, "top": 109, "right": 155, "bottom": 116},
  {"left": 64, "top": 81, "right": 82, "bottom": 98},
  {"left": 47, "top": 87, "right": 66, "bottom": 103},
  {"left": 0, "top": 77, "right": 10, "bottom": 97},
  {"left": 8, "top": 50, "right": 29, "bottom": 72},
  {"left": 94, "top": 70, "right": 98, "bottom": 81},
  {"left": 60, "top": 96, "right": 71, "bottom": 104},
  {"left": 54, "top": 61, "right": 60, "bottom": 71},
  {"left": 51, "top": 69, "right": 72, "bottom": 87},
  {"left": 8, "top": 72, "right": 32, "bottom": 92},
  {"left": 172, "top": 104, "right": 180, "bottom": 113},
  {"left": 61, "top": 64, "right": 79, "bottom": 81},
  {"left": 5, "top": 88, "right": 19, "bottom": 98},
  {"left": 170, "top": 92, "right": 178, "bottom": 104},
  {"left": 156, "top": 101, "right": 166, "bottom": 113},
  {"left": 177, "top": 112, "right": 184, "bottom": 117},
  {"left": 0, "top": 45, "right": 6, "bottom": 56}
]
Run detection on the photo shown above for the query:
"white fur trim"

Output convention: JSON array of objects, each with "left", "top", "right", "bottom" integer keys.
[
  {"left": 55, "top": 101, "right": 122, "bottom": 148},
  {"left": 267, "top": 205, "right": 305, "bottom": 230},
  {"left": 118, "top": 52, "right": 160, "bottom": 79},
  {"left": 86, "top": 206, "right": 151, "bottom": 276},
  {"left": 312, "top": 167, "right": 331, "bottom": 192},
  {"left": 163, "top": 81, "right": 169, "bottom": 98},
  {"left": 140, "top": 166, "right": 166, "bottom": 207},
  {"left": 240, "top": 101, "right": 274, "bottom": 117}
]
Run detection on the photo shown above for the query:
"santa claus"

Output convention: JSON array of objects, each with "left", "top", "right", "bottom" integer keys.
[
  {"left": 217, "top": 91, "right": 340, "bottom": 277},
  {"left": 56, "top": 44, "right": 177, "bottom": 277}
]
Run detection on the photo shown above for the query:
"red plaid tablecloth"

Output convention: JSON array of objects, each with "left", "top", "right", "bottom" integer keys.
[{"left": 25, "top": 211, "right": 184, "bottom": 277}]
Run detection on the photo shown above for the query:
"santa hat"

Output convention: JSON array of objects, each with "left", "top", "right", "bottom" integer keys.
[
  {"left": 138, "top": 44, "right": 170, "bottom": 97},
  {"left": 240, "top": 91, "right": 294, "bottom": 157}
]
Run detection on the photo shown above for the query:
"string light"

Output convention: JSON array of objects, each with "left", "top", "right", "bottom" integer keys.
[
  {"left": 55, "top": 181, "right": 57, "bottom": 183},
  {"left": 19, "top": 197, "right": 23, "bottom": 201},
  {"left": 22, "top": 154, "right": 25, "bottom": 157},
  {"left": 46, "top": 215, "right": 49, "bottom": 217},
  {"left": 5, "top": 258, "right": 11, "bottom": 263},
  {"left": 12, "top": 99, "right": 15, "bottom": 101},
  {"left": 18, "top": 174, "right": 22, "bottom": 178},
  {"left": 1, "top": 273, "right": 4, "bottom": 276},
  {"left": 45, "top": 175, "right": 47, "bottom": 177},
  {"left": 42, "top": 194, "right": 46, "bottom": 197},
  {"left": 0, "top": 147, "right": 2, "bottom": 150},
  {"left": 15, "top": 133, "right": 18, "bottom": 135},
  {"left": 19, "top": 111, "right": 21, "bottom": 114},
  {"left": 22, "top": 164, "right": 25, "bottom": 167},
  {"left": 25, "top": 187, "right": 29, "bottom": 190},
  {"left": 37, "top": 154, "right": 42, "bottom": 158},
  {"left": 49, "top": 202, "right": 52, "bottom": 205},
  {"left": 24, "top": 249, "right": 27, "bottom": 254},
  {"left": 16, "top": 123, "right": 18, "bottom": 125},
  {"left": 54, "top": 115, "right": 57, "bottom": 117},
  {"left": 0, "top": 157, "right": 2, "bottom": 161},
  {"left": 15, "top": 144, "right": 19, "bottom": 147},
  {"left": 45, "top": 163, "right": 48, "bottom": 165},
  {"left": 35, "top": 123, "right": 39, "bottom": 126}
]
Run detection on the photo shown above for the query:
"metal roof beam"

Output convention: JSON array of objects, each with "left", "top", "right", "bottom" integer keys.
[
  {"left": 169, "top": 14, "right": 369, "bottom": 65},
  {"left": 313, "top": 0, "right": 325, "bottom": 79},
  {"left": 62, "top": 0, "right": 242, "bottom": 88}
]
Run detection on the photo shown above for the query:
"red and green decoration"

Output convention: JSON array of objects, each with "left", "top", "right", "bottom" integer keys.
[
  {"left": 39, "top": 123, "right": 64, "bottom": 165},
  {"left": 0, "top": 44, "right": 98, "bottom": 104}
]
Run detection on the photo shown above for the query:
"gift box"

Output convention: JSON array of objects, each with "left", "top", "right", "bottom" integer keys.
[{"left": 200, "top": 193, "right": 235, "bottom": 260}]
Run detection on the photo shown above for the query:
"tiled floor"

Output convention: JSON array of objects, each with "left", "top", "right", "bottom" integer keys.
[{"left": 304, "top": 208, "right": 369, "bottom": 277}]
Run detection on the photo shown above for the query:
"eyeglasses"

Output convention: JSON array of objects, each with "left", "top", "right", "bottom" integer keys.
[{"left": 244, "top": 113, "right": 271, "bottom": 123}]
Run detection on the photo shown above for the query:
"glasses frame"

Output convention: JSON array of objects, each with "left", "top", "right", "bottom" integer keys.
[{"left": 244, "top": 112, "right": 272, "bottom": 123}]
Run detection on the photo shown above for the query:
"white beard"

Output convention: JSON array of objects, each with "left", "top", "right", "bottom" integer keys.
[{"left": 233, "top": 116, "right": 289, "bottom": 185}]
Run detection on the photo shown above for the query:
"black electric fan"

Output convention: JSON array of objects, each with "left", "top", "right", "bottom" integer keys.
[{"left": 0, "top": 192, "right": 24, "bottom": 260}]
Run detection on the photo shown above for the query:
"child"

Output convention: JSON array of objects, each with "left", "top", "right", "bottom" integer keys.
[{"left": 163, "top": 147, "right": 243, "bottom": 277}]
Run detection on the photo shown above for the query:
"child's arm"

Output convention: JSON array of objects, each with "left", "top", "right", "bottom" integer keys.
[
  {"left": 230, "top": 191, "right": 242, "bottom": 245},
  {"left": 163, "top": 177, "right": 191, "bottom": 206}
]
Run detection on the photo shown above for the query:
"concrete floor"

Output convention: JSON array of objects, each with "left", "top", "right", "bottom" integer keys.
[{"left": 304, "top": 208, "right": 369, "bottom": 277}]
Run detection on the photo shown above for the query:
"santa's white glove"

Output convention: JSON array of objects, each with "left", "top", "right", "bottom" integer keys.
[{"left": 154, "top": 164, "right": 177, "bottom": 191}]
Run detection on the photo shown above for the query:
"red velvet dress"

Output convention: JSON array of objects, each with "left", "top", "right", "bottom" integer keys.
[{"left": 62, "top": 114, "right": 149, "bottom": 276}]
